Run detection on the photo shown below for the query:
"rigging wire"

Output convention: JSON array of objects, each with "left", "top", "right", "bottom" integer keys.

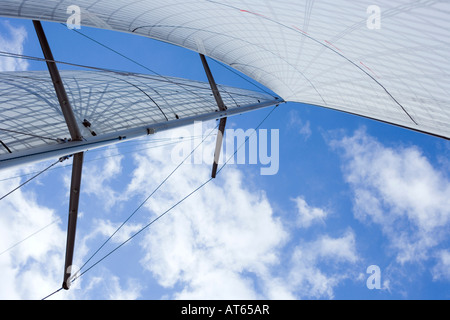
[
  {"left": 0, "top": 127, "right": 61, "bottom": 142},
  {"left": 0, "top": 219, "right": 59, "bottom": 257},
  {"left": 65, "top": 25, "right": 160, "bottom": 78},
  {"left": 86, "top": 135, "right": 206, "bottom": 151},
  {"left": 41, "top": 123, "right": 218, "bottom": 299},
  {"left": 0, "top": 157, "right": 67, "bottom": 202},
  {"left": 0, "top": 135, "right": 207, "bottom": 183},
  {"left": 0, "top": 51, "right": 270, "bottom": 101},
  {"left": 76, "top": 123, "right": 220, "bottom": 278},
  {"left": 41, "top": 287, "right": 63, "bottom": 300},
  {"left": 63, "top": 25, "right": 243, "bottom": 109},
  {"left": 67, "top": 25, "right": 280, "bottom": 106},
  {"left": 210, "top": 59, "right": 274, "bottom": 96},
  {"left": 0, "top": 135, "right": 209, "bottom": 294},
  {"left": 42, "top": 104, "right": 279, "bottom": 300}
]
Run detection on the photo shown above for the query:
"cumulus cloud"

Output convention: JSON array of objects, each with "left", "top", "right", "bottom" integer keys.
[
  {"left": 432, "top": 250, "right": 450, "bottom": 281},
  {"left": 0, "top": 21, "right": 29, "bottom": 72},
  {"left": 0, "top": 124, "right": 364, "bottom": 300},
  {"left": 0, "top": 164, "right": 67, "bottom": 299},
  {"left": 292, "top": 196, "right": 328, "bottom": 228},
  {"left": 118, "top": 122, "right": 360, "bottom": 299},
  {"left": 82, "top": 145, "right": 125, "bottom": 209},
  {"left": 82, "top": 274, "right": 143, "bottom": 300},
  {"left": 330, "top": 128, "right": 450, "bottom": 268},
  {"left": 285, "top": 231, "right": 358, "bottom": 299},
  {"left": 288, "top": 110, "right": 311, "bottom": 140},
  {"left": 122, "top": 123, "right": 287, "bottom": 298},
  {"left": 131, "top": 124, "right": 288, "bottom": 298}
]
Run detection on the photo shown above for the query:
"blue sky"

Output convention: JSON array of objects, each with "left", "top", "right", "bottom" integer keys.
[{"left": 0, "top": 17, "right": 449, "bottom": 300}]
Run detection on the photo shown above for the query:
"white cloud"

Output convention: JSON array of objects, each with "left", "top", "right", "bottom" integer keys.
[
  {"left": 0, "top": 153, "right": 130, "bottom": 299},
  {"left": 114, "top": 122, "right": 362, "bottom": 299},
  {"left": 0, "top": 165, "right": 67, "bottom": 299},
  {"left": 0, "top": 21, "right": 29, "bottom": 72},
  {"left": 330, "top": 128, "right": 450, "bottom": 265},
  {"left": 137, "top": 166, "right": 288, "bottom": 299},
  {"left": 0, "top": 129, "right": 359, "bottom": 300},
  {"left": 311, "top": 232, "right": 358, "bottom": 263},
  {"left": 82, "top": 145, "right": 124, "bottom": 209},
  {"left": 0, "top": 121, "right": 364, "bottom": 300},
  {"left": 432, "top": 250, "right": 450, "bottom": 281},
  {"left": 286, "top": 231, "right": 358, "bottom": 299},
  {"left": 124, "top": 123, "right": 288, "bottom": 299},
  {"left": 292, "top": 196, "right": 328, "bottom": 228},
  {"left": 107, "top": 277, "right": 143, "bottom": 300},
  {"left": 288, "top": 110, "right": 311, "bottom": 140},
  {"left": 86, "top": 218, "right": 143, "bottom": 244},
  {"left": 80, "top": 273, "right": 143, "bottom": 300},
  {"left": 174, "top": 269, "right": 260, "bottom": 300}
]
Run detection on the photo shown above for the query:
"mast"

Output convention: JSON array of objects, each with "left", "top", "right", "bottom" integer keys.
[
  {"left": 33, "top": 20, "right": 84, "bottom": 290},
  {"left": 199, "top": 54, "right": 227, "bottom": 178}
]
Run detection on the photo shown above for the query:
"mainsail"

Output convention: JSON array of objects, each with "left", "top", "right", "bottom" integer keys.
[
  {"left": 0, "top": 70, "right": 280, "bottom": 168},
  {"left": 0, "top": 0, "right": 449, "bottom": 138}
]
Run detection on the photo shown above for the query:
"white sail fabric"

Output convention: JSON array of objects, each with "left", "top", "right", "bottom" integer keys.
[
  {"left": 0, "top": 0, "right": 449, "bottom": 138},
  {"left": 0, "top": 70, "right": 277, "bottom": 155}
]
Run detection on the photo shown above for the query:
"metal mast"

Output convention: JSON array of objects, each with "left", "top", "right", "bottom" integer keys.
[
  {"left": 33, "top": 20, "right": 84, "bottom": 290},
  {"left": 199, "top": 54, "right": 227, "bottom": 178}
]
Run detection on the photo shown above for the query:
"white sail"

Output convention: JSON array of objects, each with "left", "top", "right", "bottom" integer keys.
[
  {"left": 0, "top": 70, "right": 279, "bottom": 167},
  {"left": 0, "top": 0, "right": 449, "bottom": 138}
]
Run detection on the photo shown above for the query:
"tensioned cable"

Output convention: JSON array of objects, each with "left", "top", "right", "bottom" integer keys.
[
  {"left": 25, "top": 23, "right": 239, "bottom": 109},
  {"left": 0, "top": 219, "right": 59, "bottom": 257},
  {"left": 0, "top": 127, "right": 61, "bottom": 142},
  {"left": 72, "top": 105, "right": 278, "bottom": 288},
  {"left": 0, "top": 136, "right": 205, "bottom": 280},
  {"left": 42, "top": 104, "right": 279, "bottom": 300},
  {"left": 0, "top": 157, "right": 67, "bottom": 202},
  {"left": 86, "top": 135, "right": 205, "bottom": 152},
  {"left": 41, "top": 287, "right": 63, "bottom": 300},
  {"left": 64, "top": 25, "right": 260, "bottom": 107},
  {"left": 210, "top": 59, "right": 273, "bottom": 96},
  {"left": 0, "top": 51, "right": 271, "bottom": 101},
  {"left": 65, "top": 25, "right": 155, "bottom": 75},
  {"left": 76, "top": 122, "right": 220, "bottom": 278},
  {"left": 41, "top": 122, "right": 218, "bottom": 299},
  {"left": 0, "top": 135, "right": 207, "bottom": 182}
]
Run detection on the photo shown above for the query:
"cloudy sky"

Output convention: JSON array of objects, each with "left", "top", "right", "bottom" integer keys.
[{"left": 0, "top": 17, "right": 449, "bottom": 300}]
